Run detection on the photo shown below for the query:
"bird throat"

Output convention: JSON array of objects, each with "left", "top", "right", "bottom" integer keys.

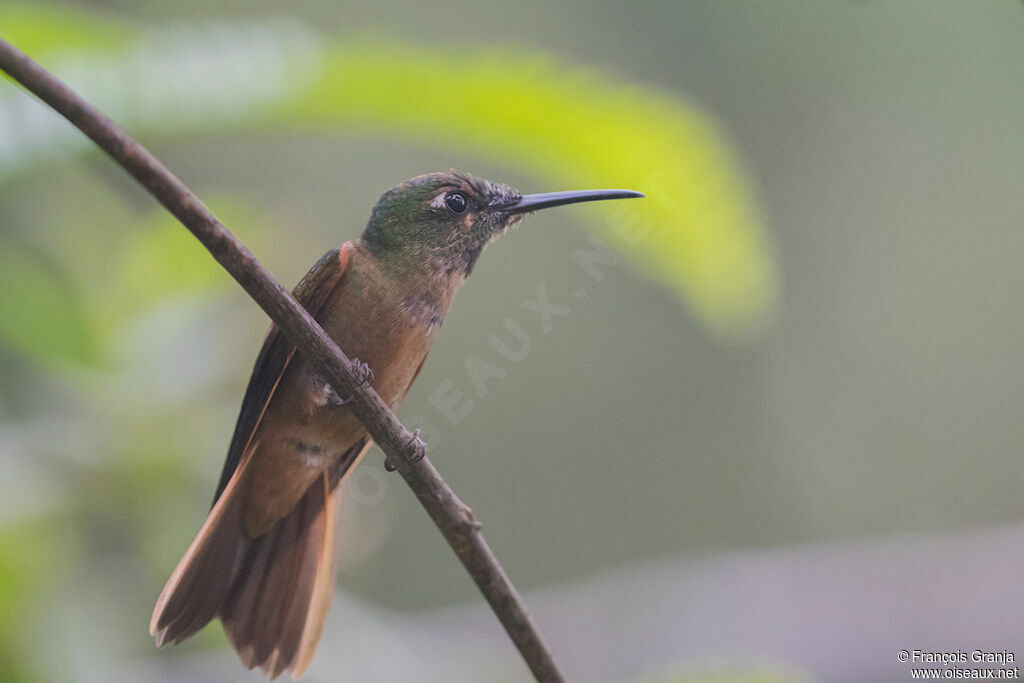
[{"left": 367, "top": 243, "right": 469, "bottom": 332}]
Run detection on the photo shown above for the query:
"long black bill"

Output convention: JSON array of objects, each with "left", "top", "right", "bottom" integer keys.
[{"left": 502, "top": 189, "right": 644, "bottom": 214}]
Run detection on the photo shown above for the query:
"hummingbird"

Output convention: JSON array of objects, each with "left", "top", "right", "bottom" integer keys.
[{"left": 149, "top": 171, "right": 643, "bottom": 679}]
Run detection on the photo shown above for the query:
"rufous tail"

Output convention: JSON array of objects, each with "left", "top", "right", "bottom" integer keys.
[{"left": 150, "top": 439, "right": 369, "bottom": 679}]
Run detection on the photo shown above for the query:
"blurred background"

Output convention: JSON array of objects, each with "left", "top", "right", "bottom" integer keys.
[{"left": 2, "top": 2, "right": 1024, "bottom": 681}]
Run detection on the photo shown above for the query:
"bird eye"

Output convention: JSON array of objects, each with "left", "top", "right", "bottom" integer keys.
[{"left": 444, "top": 191, "right": 468, "bottom": 214}]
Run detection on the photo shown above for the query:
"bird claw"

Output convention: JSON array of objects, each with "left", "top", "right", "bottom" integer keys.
[
  {"left": 322, "top": 383, "right": 347, "bottom": 408},
  {"left": 320, "top": 360, "right": 372, "bottom": 407},
  {"left": 384, "top": 429, "right": 426, "bottom": 472},
  {"left": 350, "top": 358, "right": 374, "bottom": 387},
  {"left": 407, "top": 428, "right": 427, "bottom": 463}
]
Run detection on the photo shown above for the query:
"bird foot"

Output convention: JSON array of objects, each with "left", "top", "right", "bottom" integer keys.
[
  {"left": 350, "top": 358, "right": 374, "bottom": 387},
  {"left": 407, "top": 429, "right": 427, "bottom": 463},
  {"left": 320, "top": 359, "right": 372, "bottom": 407},
  {"left": 384, "top": 429, "right": 426, "bottom": 471},
  {"left": 322, "top": 383, "right": 347, "bottom": 408}
]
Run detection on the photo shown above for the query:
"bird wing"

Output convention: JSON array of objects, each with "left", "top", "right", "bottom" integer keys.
[{"left": 212, "top": 244, "right": 354, "bottom": 505}]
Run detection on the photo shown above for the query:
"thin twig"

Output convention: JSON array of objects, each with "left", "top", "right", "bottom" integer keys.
[{"left": 0, "top": 37, "right": 567, "bottom": 683}]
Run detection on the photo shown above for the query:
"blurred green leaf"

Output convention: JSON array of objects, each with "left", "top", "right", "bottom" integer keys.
[
  {"left": 110, "top": 200, "right": 241, "bottom": 313},
  {"left": 1, "top": 6, "right": 776, "bottom": 337},
  {"left": 284, "top": 42, "right": 775, "bottom": 336},
  {"left": 0, "top": 4, "right": 132, "bottom": 58},
  {"left": 0, "top": 518, "right": 72, "bottom": 682},
  {"left": 0, "top": 239, "right": 98, "bottom": 365}
]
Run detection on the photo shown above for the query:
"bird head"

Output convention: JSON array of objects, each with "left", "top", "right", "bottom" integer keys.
[{"left": 362, "top": 170, "right": 642, "bottom": 275}]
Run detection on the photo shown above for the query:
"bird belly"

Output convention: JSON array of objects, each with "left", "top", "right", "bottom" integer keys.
[{"left": 240, "top": 308, "right": 434, "bottom": 537}]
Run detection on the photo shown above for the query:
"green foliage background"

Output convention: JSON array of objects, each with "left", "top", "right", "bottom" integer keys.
[
  {"left": 0, "top": 5, "right": 775, "bottom": 680},
  {"left": 2, "top": 2, "right": 1023, "bottom": 682}
]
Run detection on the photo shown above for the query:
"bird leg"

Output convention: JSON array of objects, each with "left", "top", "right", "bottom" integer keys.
[
  {"left": 385, "top": 428, "right": 426, "bottom": 471},
  {"left": 349, "top": 357, "right": 374, "bottom": 388},
  {"left": 318, "top": 358, "right": 373, "bottom": 407}
]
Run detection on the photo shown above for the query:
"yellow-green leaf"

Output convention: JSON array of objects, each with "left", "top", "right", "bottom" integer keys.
[
  {"left": 0, "top": 240, "right": 97, "bottom": 365},
  {"left": 1, "top": 8, "right": 777, "bottom": 337}
]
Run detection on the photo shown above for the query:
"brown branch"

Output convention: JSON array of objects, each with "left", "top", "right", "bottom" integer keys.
[{"left": 0, "top": 37, "right": 567, "bottom": 683}]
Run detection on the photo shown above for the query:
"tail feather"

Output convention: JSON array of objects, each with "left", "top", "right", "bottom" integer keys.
[
  {"left": 150, "top": 438, "right": 371, "bottom": 680},
  {"left": 150, "top": 442, "right": 255, "bottom": 646},
  {"left": 222, "top": 473, "right": 336, "bottom": 677},
  {"left": 292, "top": 470, "right": 342, "bottom": 678}
]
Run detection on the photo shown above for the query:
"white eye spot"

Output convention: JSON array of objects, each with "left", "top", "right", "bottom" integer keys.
[{"left": 430, "top": 193, "right": 449, "bottom": 209}]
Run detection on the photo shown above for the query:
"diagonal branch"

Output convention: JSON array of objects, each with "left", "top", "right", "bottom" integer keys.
[{"left": 0, "top": 37, "right": 567, "bottom": 683}]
